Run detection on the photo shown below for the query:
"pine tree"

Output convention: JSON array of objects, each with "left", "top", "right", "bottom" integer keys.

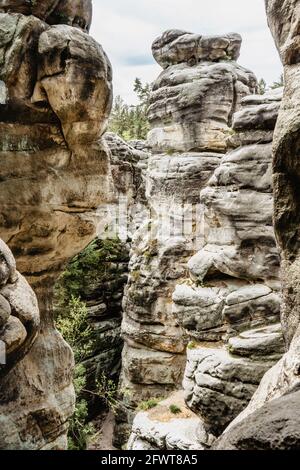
[{"left": 108, "top": 78, "right": 151, "bottom": 140}]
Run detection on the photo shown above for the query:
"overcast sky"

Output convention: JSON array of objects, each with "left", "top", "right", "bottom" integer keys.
[{"left": 90, "top": 0, "right": 282, "bottom": 104}]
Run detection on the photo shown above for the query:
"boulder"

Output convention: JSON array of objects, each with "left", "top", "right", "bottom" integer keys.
[{"left": 213, "top": 389, "right": 300, "bottom": 450}]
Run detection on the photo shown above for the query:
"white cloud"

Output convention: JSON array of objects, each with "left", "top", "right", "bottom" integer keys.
[{"left": 90, "top": 0, "right": 282, "bottom": 104}]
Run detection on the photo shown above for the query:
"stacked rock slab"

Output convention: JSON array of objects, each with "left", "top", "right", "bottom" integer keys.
[
  {"left": 212, "top": 0, "right": 300, "bottom": 449},
  {"left": 118, "top": 29, "right": 258, "bottom": 447},
  {"left": 0, "top": 239, "right": 39, "bottom": 378},
  {"left": 0, "top": 1, "right": 113, "bottom": 449},
  {"left": 172, "top": 88, "right": 284, "bottom": 438}
]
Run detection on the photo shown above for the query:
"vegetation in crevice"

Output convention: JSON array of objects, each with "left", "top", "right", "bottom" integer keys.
[
  {"left": 138, "top": 398, "right": 162, "bottom": 411},
  {"left": 169, "top": 404, "right": 182, "bottom": 415},
  {"left": 55, "top": 237, "right": 130, "bottom": 450}
]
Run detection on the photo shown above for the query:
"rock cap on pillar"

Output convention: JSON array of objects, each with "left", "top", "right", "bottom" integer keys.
[{"left": 152, "top": 29, "right": 242, "bottom": 68}]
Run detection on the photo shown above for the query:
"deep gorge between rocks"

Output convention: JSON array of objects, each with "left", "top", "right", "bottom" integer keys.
[{"left": 1, "top": 0, "right": 300, "bottom": 451}]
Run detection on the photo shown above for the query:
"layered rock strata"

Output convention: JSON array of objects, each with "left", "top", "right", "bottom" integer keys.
[
  {"left": 0, "top": 1, "right": 113, "bottom": 449},
  {"left": 0, "top": 239, "right": 39, "bottom": 378},
  {"left": 213, "top": 0, "right": 300, "bottom": 448},
  {"left": 173, "top": 88, "right": 284, "bottom": 437},
  {"left": 128, "top": 87, "right": 284, "bottom": 448},
  {"left": 118, "top": 30, "right": 258, "bottom": 447}
]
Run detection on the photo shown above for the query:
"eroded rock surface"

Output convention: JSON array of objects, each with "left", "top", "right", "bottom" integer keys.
[
  {"left": 0, "top": 1, "right": 92, "bottom": 32},
  {"left": 0, "top": 239, "right": 39, "bottom": 377},
  {"left": 173, "top": 88, "right": 283, "bottom": 435},
  {"left": 210, "top": 0, "right": 300, "bottom": 449},
  {"left": 0, "top": 3, "right": 112, "bottom": 449},
  {"left": 118, "top": 30, "right": 258, "bottom": 447},
  {"left": 213, "top": 389, "right": 300, "bottom": 450}
]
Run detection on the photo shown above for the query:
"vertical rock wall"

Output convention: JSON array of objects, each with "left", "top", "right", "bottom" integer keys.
[
  {"left": 213, "top": 0, "right": 300, "bottom": 449},
  {"left": 176, "top": 88, "right": 284, "bottom": 436},
  {"left": 118, "top": 29, "right": 258, "bottom": 446},
  {"left": 0, "top": 1, "right": 113, "bottom": 449}
]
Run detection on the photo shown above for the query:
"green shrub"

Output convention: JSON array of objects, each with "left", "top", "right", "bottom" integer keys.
[
  {"left": 96, "top": 372, "right": 119, "bottom": 413},
  {"left": 138, "top": 398, "right": 161, "bottom": 411},
  {"left": 55, "top": 237, "right": 128, "bottom": 450},
  {"left": 56, "top": 299, "right": 96, "bottom": 450},
  {"left": 55, "top": 296, "right": 95, "bottom": 363},
  {"left": 169, "top": 404, "right": 182, "bottom": 415},
  {"left": 67, "top": 364, "right": 95, "bottom": 450}
]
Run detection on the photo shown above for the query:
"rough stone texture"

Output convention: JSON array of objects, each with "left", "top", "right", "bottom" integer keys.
[
  {"left": 208, "top": 2, "right": 300, "bottom": 449},
  {"left": 117, "top": 30, "right": 258, "bottom": 447},
  {"left": 172, "top": 87, "right": 283, "bottom": 436},
  {"left": 152, "top": 30, "right": 242, "bottom": 69},
  {"left": 0, "top": 5, "right": 113, "bottom": 449},
  {"left": 55, "top": 135, "right": 149, "bottom": 410},
  {"left": 266, "top": 0, "right": 300, "bottom": 347},
  {"left": 225, "top": 330, "right": 300, "bottom": 431},
  {"left": 148, "top": 30, "right": 256, "bottom": 154},
  {"left": 0, "top": 1, "right": 92, "bottom": 32},
  {"left": 183, "top": 335, "right": 283, "bottom": 435},
  {"left": 147, "top": 61, "right": 257, "bottom": 153},
  {"left": 104, "top": 132, "right": 149, "bottom": 239},
  {"left": 127, "top": 391, "right": 214, "bottom": 450},
  {"left": 213, "top": 389, "right": 300, "bottom": 450},
  {"left": 0, "top": 239, "right": 39, "bottom": 376}
]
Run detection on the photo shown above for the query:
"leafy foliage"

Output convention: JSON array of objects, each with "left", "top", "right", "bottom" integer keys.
[
  {"left": 56, "top": 299, "right": 95, "bottom": 450},
  {"left": 67, "top": 364, "right": 95, "bottom": 450},
  {"left": 56, "top": 296, "right": 95, "bottom": 363},
  {"left": 108, "top": 78, "right": 151, "bottom": 140},
  {"left": 95, "top": 372, "right": 120, "bottom": 413},
  {"left": 55, "top": 237, "right": 128, "bottom": 450}
]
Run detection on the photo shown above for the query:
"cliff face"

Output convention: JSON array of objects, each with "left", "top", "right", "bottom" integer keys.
[
  {"left": 119, "top": 30, "right": 259, "bottom": 446},
  {"left": 0, "top": 1, "right": 113, "bottom": 449},
  {"left": 211, "top": 0, "right": 300, "bottom": 450},
  {"left": 126, "top": 28, "right": 286, "bottom": 449},
  {"left": 179, "top": 88, "right": 283, "bottom": 437},
  {"left": 128, "top": 87, "right": 284, "bottom": 451}
]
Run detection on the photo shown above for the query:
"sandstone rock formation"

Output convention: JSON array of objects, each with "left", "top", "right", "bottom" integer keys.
[
  {"left": 0, "top": 239, "right": 39, "bottom": 378},
  {"left": 54, "top": 134, "right": 149, "bottom": 407},
  {"left": 214, "top": 388, "right": 300, "bottom": 450},
  {"left": 148, "top": 31, "right": 257, "bottom": 154},
  {"left": 119, "top": 30, "right": 258, "bottom": 447},
  {"left": 211, "top": 1, "right": 300, "bottom": 448},
  {"left": 0, "top": 1, "right": 113, "bottom": 449},
  {"left": 175, "top": 88, "right": 283, "bottom": 437},
  {"left": 127, "top": 391, "right": 214, "bottom": 450}
]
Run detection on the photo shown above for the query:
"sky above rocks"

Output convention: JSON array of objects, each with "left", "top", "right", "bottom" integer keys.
[{"left": 91, "top": 0, "right": 282, "bottom": 104}]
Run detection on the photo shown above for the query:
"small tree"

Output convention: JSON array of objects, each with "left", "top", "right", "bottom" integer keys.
[
  {"left": 56, "top": 299, "right": 95, "bottom": 450},
  {"left": 258, "top": 78, "right": 267, "bottom": 95},
  {"left": 271, "top": 73, "right": 284, "bottom": 89}
]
